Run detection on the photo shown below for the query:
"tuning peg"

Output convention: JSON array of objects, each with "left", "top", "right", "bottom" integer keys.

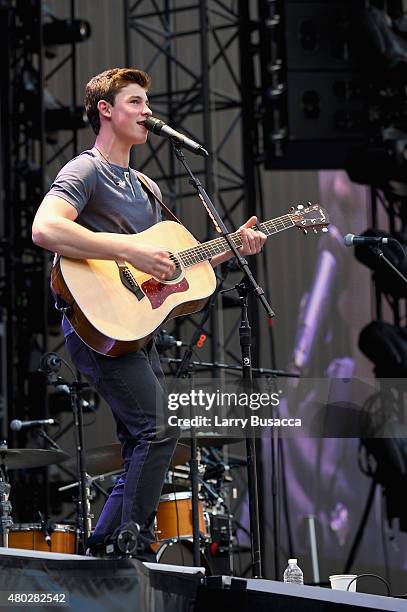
[
  {"left": 313, "top": 228, "right": 318, "bottom": 234},
  {"left": 322, "top": 227, "right": 328, "bottom": 232},
  {"left": 297, "top": 204, "right": 304, "bottom": 210},
  {"left": 302, "top": 228, "right": 308, "bottom": 235},
  {"left": 289, "top": 206, "right": 295, "bottom": 212}
]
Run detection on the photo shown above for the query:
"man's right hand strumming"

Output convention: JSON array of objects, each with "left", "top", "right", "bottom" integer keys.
[{"left": 125, "top": 244, "right": 176, "bottom": 280}]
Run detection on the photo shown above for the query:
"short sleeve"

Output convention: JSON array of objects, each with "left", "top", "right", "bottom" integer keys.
[{"left": 46, "top": 153, "right": 98, "bottom": 215}]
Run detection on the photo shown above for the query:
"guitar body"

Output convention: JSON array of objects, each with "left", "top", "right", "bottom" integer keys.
[{"left": 51, "top": 221, "right": 217, "bottom": 356}]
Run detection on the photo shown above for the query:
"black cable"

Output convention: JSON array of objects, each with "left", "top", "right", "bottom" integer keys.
[{"left": 346, "top": 573, "right": 390, "bottom": 596}]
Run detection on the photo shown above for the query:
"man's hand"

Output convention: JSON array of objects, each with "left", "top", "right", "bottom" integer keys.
[
  {"left": 210, "top": 215, "right": 268, "bottom": 267},
  {"left": 127, "top": 244, "right": 176, "bottom": 280},
  {"left": 238, "top": 215, "right": 267, "bottom": 256}
]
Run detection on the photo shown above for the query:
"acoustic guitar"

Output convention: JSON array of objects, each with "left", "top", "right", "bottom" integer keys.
[{"left": 51, "top": 204, "right": 328, "bottom": 356}]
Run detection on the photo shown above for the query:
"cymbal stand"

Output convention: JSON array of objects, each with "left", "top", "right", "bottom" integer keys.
[{"left": 0, "top": 443, "right": 13, "bottom": 548}]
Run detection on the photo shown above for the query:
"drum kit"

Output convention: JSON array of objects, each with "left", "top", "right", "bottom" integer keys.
[
  {"left": 0, "top": 436, "right": 241, "bottom": 569},
  {"left": 0, "top": 443, "right": 75, "bottom": 553}
]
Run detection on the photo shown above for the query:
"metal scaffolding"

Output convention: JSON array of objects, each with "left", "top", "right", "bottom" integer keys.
[
  {"left": 123, "top": 0, "right": 265, "bottom": 367},
  {"left": 0, "top": 0, "right": 49, "bottom": 517},
  {"left": 0, "top": 0, "right": 88, "bottom": 520}
]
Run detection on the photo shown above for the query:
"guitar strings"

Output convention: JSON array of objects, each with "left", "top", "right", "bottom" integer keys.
[
  {"left": 177, "top": 215, "right": 296, "bottom": 265},
  {"left": 171, "top": 213, "right": 297, "bottom": 267}
]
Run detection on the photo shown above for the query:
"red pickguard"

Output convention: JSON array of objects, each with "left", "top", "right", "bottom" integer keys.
[{"left": 141, "top": 277, "right": 189, "bottom": 309}]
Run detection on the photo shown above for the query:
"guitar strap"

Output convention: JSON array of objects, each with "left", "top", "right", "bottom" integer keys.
[{"left": 136, "top": 171, "right": 181, "bottom": 224}]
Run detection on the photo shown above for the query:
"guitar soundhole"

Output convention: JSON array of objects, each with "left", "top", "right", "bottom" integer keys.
[{"left": 166, "top": 253, "right": 183, "bottom": 283}]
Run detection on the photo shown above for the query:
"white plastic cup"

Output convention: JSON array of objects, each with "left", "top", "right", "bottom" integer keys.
[{"left": 329, "top": 574, "right": 357, "bottom": 592}]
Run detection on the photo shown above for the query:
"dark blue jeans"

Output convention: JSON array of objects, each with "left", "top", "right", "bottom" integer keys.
[{"left": 65, "top": 333, "right": 179, "bottom": 554}]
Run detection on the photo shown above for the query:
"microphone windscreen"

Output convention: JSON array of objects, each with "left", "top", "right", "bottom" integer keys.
[{"left": 10, "top": 419, "right": 21, "bottom": 431}]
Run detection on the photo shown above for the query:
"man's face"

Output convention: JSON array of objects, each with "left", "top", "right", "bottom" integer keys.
[{"left": 102, "top": 82, "right": 152, "bottom": 145}]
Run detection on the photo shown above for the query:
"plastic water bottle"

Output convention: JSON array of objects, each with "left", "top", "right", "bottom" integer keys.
[{"left": 283, "top": 558, "right": 304, "bottom": 584}]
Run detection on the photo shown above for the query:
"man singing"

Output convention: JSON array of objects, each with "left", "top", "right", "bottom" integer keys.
[{"left": 32, "top": 67, "right": 266, "bottom": 559}]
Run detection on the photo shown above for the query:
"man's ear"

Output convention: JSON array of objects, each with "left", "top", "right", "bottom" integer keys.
[{"left": 97, "top": 100, "right": 111, "bottom": 119}]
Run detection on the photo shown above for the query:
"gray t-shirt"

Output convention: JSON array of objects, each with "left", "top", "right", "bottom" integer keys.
[
  {"left": 47, "top": 149, "right": 162, "bottom": 335},
  {"left": 47, "top": 149, "right": 162, "bottom": 232}
]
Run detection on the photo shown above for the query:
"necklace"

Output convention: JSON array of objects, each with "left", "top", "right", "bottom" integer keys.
[{"left": 94, "top": 145, "right": 133, "bottom": 191}]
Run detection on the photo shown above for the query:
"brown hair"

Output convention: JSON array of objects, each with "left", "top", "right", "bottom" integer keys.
[{"left": 85, "top": 68, "right": 151, "bottom": 135}]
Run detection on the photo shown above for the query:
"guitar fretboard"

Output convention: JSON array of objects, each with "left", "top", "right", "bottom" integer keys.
[{"left": 174, "top": 214, "right": 295, "bottom": 267}]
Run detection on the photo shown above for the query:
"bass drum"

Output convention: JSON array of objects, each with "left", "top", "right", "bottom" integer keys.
[{"left": 156, "top": 538, "right": 209, "bottom": 571}]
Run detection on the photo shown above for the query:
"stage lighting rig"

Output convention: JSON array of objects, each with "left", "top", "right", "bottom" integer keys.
[
  {"left": 45, "top": 106, "right": 88, "bottom": 132},
  {"left": 43, "top": 19, "right": 91, "bottom": 47},
  {"left": 359, "top": 321, "right": 407, "bottom": 378},
  {"left": 346, "top": 128, "right": 407, "bottom": 196},
  {"left": 345, "top": 6, "right": 407, "bottom": 193}
]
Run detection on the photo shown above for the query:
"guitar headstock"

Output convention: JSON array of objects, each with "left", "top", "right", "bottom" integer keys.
[{"left": 289, "top": 203, "right": 329, "bottom": 235}]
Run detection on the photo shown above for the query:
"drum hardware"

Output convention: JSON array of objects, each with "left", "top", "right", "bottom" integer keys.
[
  {"left": 37, "top": 511, "right": 51, "bottom": 548},
  {"left": 8, "top": 522, "right": 76, "bottom": 554},
  {"left": 162, "top": 467, "right": 190, "bottom": 494},
  {"left": 0, "top": 443, "right": 12, "bottom": 548},
  {"left": 58, "top": 471, "right": 121, "bottom": 535},
  {"left": 168, "top": 465, "right": 190, "bottom": 480},
  {"left": 40, "top": 352, "right": 93, "bottom": 551},
  {"left": 0, "top": 440, "right": 70, "bottom": 549},
  {"left": 180, "top": 433, "right": 244, "bottom": 448},
  {"left": 58, "top": 470, "right": 118, "bottom": 497}
]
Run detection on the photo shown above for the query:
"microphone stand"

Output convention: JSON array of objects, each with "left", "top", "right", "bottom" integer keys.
[
  {"left": 172, "top": 261, "right": 232, "bottom": 568},
  {"left": 171, "top": 141, "right": 275, "bottom": 578},
  {"left": 372, "top": 246, "right": 407, "bottom": 285},
  {"left": 45, "top": 373, "right": 90, "bottom": 552}
]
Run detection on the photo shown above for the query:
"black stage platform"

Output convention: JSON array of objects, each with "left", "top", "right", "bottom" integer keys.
[{"left": 0, "top": 548, "right": 406, "bottom": 612}]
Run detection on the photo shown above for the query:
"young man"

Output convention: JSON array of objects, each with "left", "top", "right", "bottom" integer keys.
[{"left": 32, "top": 68, "right": 266, "bottom": 559}]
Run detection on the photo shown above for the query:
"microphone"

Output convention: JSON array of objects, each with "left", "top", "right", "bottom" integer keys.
[
  {"left": 39, "top": 352, "right": 61, "bottom": 374},
  {"left": 141, "top": 117, "right": 209, "bottom": 157},
  {"left": 344, "top": 233, "right": 391, "bottom": 247},
  {"left": 10, "top": 418, "right": 57, "bottom": 431},
  {"left": 37, "top": 511, "right": 52, "bottom": 548},
  {"left": 155, "top": 330, "right": 184, "bottom": 352}
]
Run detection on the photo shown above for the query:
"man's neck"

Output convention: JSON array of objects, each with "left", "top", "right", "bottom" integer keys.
[{"left": 94, "top": 137, "right": 131, "bottom": 167}]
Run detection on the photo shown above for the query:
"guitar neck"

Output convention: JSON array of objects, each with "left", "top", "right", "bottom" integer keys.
[{"left": 176, "top": 214, "right": 295, "bottom": 267}]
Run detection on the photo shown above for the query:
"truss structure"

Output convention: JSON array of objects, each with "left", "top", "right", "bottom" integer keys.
[
  {"left": 123, "top": 0, "right": 268, "bottom": 368},
  {"left": 0, "top": 0, "right": 86, "bottom": 519}
]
